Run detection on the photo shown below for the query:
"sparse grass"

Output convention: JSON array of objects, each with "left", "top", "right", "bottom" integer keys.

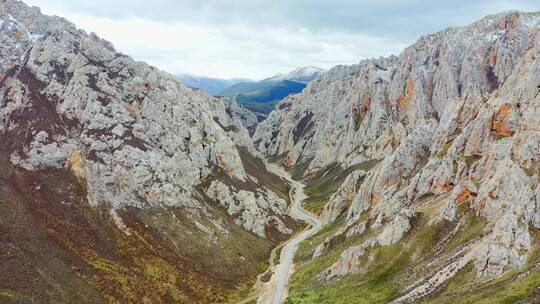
[
  {"left": 129, "top": 206, "right": 274, "bottom": 301},
  {"left": 237, "top": 147, "right": 291, "bottom": 202},
  {"left": 267, "top": 153, "right": 287, "bottom": 164},
  {"left": 226, "top": 282, "right": 258, "bottom": 304},
  {"left": 443, "top": 211, "right": 487, "bottom": 254},
  {"left": 287, "top": 214, "right": 453, "bottom": 303},
  {"left": 302, "top": 160, "right": 378, "bottom": 215},
  {"left": 437, "top": 142, "right": 452, "bottom": 158},
  {"left": 523, "top": 160, "right": 540, "bottom": 180},
  {"left": 295, "top": 215, "right": 347, "bottom": 263},
  {"left": 421, "top": 228, "right": 540, "bottom": 304},
  {"left": 464, "top": 155, "right": 482, "bottom": 167},
  {"left": 355, "top": 116, "right": 364, "bottom": 131},
  {"left": 0, "top": 291, "right": 36, "bottom": 304},
  {"left": 287, "top": 161, "right": 312, "bottom": 180},
  {"left": 238, "top": 99, "right": 280, "bottom": 115}
]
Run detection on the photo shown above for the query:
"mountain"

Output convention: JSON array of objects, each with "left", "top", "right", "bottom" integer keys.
[
  {"left": 220, "top": 66, "right": 324, "bottom": 118},
  {"left": 0, "top": 1, "right": 299, "bottom": 303},
  {"left": 265, "top": 66, "right": 326, "bottom": 83},
  {"left": 2, "top": 1, "right": 540, "bottom": 303},
  {"left": 254, "top": 11, "right": 540, "bottom": 303},
  {"left": 177, "top": 74, "right": 252, "bottom": 96}
]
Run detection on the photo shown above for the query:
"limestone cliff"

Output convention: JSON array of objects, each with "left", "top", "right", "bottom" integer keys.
[
  {"left": 0, "top": 1, "right": 295, "bottom": 302},
  {"left": 255, "top": 11, "right": 540, "bottom": 303}
]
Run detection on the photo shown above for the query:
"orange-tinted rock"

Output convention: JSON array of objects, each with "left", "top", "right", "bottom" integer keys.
[
  {"left": 216, "top": 154, "right": 233, "bottom": 174},
  {"left": 491, "top": 103, "right": 515, "bottom": 137},
  {"left": 490, "top": 50, "right": 498, "bottom": 66},
  {"left": 508, "top": 13, "right": 520, "bottom": 29},
  {"left": 498, "top": 13, "right": 520, "bottom": 30},
  {"left": 284, "top": 152, "right": 295, "bottom": 166},
  {"left": 441, "top": 182, "right": 455, "bottom": 191},
  {"left": 457, "top": 187, "right": 475, "bottom": 205},
  {"left": 397, "top": 77, "right": 416, "bottom": 113}
]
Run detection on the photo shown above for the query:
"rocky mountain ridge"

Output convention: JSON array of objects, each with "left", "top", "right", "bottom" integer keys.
[
  {"left": 254, "top": 10, "right": 540, "bottom": 303},
  {"left": 262, "top": 66, "right": 325, "bottom": 84},
  {"left": 0, "top": 1, "right": 297, "bottom": 303},
  {"left": 2, "top": 0, "right": 540, "bottom": 302},
  {"left": 0, "top": 0, "right": 294, "bottom": 239}
]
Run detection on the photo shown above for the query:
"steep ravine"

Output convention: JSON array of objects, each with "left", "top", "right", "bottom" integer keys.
[
  {"left": 257, "top": 164, "right": 322, "bottom": 304},
  {"left": 236, "top": 163, "right": 322, "bottom": 304}
]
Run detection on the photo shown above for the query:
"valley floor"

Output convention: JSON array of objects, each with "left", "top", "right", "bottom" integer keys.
[
  {"left": 237, "top": 163, "right": 323, "bottom": 304},
  {"left": 257, "top": 164, "right": 322, "bottom": 304},
  {"left": 247, "top": 161, "right": 540, "bottom": 304}
]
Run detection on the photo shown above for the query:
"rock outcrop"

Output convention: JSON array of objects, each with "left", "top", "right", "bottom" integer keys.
[
  {"left": 205, "top": 180, "right": 291, "bottom": 237},
  {"left": 0, "top": 0, "right": 292, "bottom": 238}
]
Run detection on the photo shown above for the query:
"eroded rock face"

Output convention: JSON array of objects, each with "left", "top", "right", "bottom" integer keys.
[
  {"left": 0, "top": 0, "right": 292, "bottom": 240},
  {"left": 321, "top": 169, "right": 366, "bottom": 225},
  {"left": 205, "top": 180, "right": 291, "bottom": 237},
  {"left": 321, "top": 238, "right": 377, "bottom": 281},
  {"left": 222, "top": 97, "right": 259, "bottom": 135},
  {"left": 255, "top": 11, "right": 540, "bottom": 279}
]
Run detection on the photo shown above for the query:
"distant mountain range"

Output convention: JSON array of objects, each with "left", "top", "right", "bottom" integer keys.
[
  {"left": 178, "top": 67, "right": 324, "bottom": 118},
  {"left": 177, "top": 74, "right": 253, "bottom": 96},
  {"left": 220, "top": 66, "right": 324, "bottom": 117}
]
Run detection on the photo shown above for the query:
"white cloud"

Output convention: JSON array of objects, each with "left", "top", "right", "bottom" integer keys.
[
  {"left": 23, "top": 0, "right": 540, "bottom": 79},
  {"left": 24, "top": 8, "right": 406, "bottom": 79}
]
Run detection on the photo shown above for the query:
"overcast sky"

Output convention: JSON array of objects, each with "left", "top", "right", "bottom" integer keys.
[{"left": 24, "top": 0, "right": 540, "bottom": 80}]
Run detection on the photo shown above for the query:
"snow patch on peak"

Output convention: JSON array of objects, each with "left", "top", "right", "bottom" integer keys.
[
  {"left": 288, "top": 66, "right": 325, "bottom": 77},
  {"left": 266, "top": 66, "right": 324, "bottom": 83}
]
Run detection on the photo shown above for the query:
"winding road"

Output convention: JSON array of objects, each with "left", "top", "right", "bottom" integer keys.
[{"left": 255, "top": 164, "right": 322, "bottom": 304}]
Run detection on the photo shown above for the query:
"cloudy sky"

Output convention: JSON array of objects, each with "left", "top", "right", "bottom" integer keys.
[{"left": 25, "top": 0, "right": 540, "bottom": 80}]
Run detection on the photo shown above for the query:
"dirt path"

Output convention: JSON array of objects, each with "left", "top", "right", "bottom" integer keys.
[
  {"left": 252, "top": 164, "right": 322, "bottom": 304},
  {"left": 236, "top": 242, "right": 284, "bottom": 304}
]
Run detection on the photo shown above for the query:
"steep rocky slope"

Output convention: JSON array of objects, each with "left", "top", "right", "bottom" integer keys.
[
  {"left": 0, "top": 1, "right": 298, "bottom": 303},
  {"left": 254, "top": 11, "right": 540, "bottom": 303}
]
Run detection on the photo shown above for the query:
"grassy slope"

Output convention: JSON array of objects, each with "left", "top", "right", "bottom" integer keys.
[
  {"left": 420, "top": 227, "right": 540, "bottom": 304},
  {"left": 295, "top": 217, "right": 344, "bottom": 262},
  {"left": 228, "top": 80, "right": 306, "bottom": 115},
  {"left": 301, "top": 160, "right": 379, "bottom": 215},
  {"left": 285, "top": 206, "right": 528, "bottom": 304},
  {"left": 0, "top": 139, "right": 276, "bottom": 304},
  {"left": 284, "top": 135, "right": 540, "bottom": 303},
  {"left": 222, "top": 80, "right": 305, "bottom": 101},
  {"left": 239, "top": 100, "right": 280, "bottom": 115},
  {"left": 285, "top": 215, "right": 441, "bottom": 303},
  {"left": 237, "top": 146, "right": 291, "bottom": 202},
  {"left": 287, "top": 161, "right": 312, "bottom": 181}
]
